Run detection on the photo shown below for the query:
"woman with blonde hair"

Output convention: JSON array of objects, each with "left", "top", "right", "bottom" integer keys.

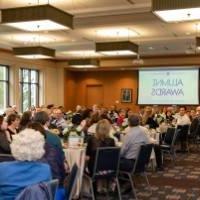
[
  {"left": 86, "top": 119, "right": 115, "bottom": 174},
  {"left": 142, "top": 106, "right": 158, "bottom": 129}
]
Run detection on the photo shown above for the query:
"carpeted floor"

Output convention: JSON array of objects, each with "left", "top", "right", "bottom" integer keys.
[
  {"left": 83, "top": 152, "right": 200, "bottom": 200},
  {"left": 125, "top": 152, "right": 200, "bottom": 200}
]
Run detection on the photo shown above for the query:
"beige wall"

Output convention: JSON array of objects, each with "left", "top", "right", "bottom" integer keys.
[
  {"left": 0, "top": 50, "right": 65, "bottom": 110},
  {"left": 1, "top": 50, "right": 200, "bottom": 112}
]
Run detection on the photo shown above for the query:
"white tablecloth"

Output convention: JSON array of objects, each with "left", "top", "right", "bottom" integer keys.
[{"left": 64, "top": 147, "right": 86, "bottom": 198}]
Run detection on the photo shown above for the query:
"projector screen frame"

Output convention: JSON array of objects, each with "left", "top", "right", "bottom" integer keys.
[{"left": 137, "top": 67, "right": 200, "bottom": 106}]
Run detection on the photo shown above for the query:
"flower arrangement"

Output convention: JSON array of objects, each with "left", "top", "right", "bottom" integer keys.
[
  {"left": 64, "top": 110, "right": 73, "bottom": 121},
  {"left": 120, "top": 120, "right": 128, "bottom": 131},
  {"left": 63, "top": 125, "right": 83, "bottom": 142}
]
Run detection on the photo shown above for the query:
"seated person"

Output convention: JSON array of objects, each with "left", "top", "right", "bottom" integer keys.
[
  {"left": 72, "top": 105, "right": 83, "bottom": 125},
  {"left": 120, "top": 114, "right": 163, "bottom": 172},
  {"left": 33, "top": 111, "right": 64, "bottom": 159},
  {"left": 0, "top": 115, "right": 11, "bottom": 154},
  {"left": 6, "top": 113, "right": 20, "bottom": 142},
  {"left": 0, "top": 128, "right": 52, "bottom": 200},
  {"left": 142, "top": 107, "right": 158, "bottom": 129},
  {"left": 86, "top": 119, "right": 115, "bottom": 174},
  {"left": 50, "top": 108, "right": 67, "bottom": 132},
  {"left": 116, "top": 110, "right": 126, "bottom": 126},
  {"left": 28, "top": 122, "right": 65, "bottom": 185}
]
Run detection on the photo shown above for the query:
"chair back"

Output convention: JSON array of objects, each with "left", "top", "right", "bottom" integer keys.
[
  {"left": 92, "top": 147, "right": 121, "bottom": 179},
  {"left": 15, "top": 182, "right": 51, "bottom": 200},
  {"left": 45, "top": 179, "right": 59, "bottom": 200},
  {"left": 132, "top": 144, "right": 153, "bottom": 174},
  {"left": 0, "top": 153, "right": 14, "bottom": 162},
  {"left": 171, "top": 128, "right": 180, "bottom": 148},
  {"left": 177, "top": 124, "right": 190, "bottom": 137},
  {"left": 65, "top": 163, "right": 79, "bottom": 200},
  {"left": 194, "top": 123, "right": 200, "bottom": 138},
  {"left": 164, "top": 127, "right": 176, "bottom": 145}
]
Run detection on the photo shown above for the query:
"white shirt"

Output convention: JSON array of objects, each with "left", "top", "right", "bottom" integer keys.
[{"left": 176, "top": 114, "right": 191, "bottom": 126}]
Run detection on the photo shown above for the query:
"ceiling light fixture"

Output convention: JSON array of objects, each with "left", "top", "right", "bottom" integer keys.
[
  {"left": 152, "top": 0, "right": 200, "bottom": 22},
  {"left": 13, "top": 46, "right": 55, "bottom": 59},
  {"left": 95, "top": 41, "right": 138, "bottom": 56},
  {"left": 68, "top": 59, "right": 99, "bottom": 68},
  {"left": 1, "top": 4, "right": 73, "bottom": 31}
]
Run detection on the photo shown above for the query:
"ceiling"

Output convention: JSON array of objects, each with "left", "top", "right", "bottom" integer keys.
[{"left": 0, "top": 0, "right": 200, "bottom": 60}]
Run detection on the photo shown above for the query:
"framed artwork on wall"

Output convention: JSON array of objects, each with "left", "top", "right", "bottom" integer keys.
[{"left": 121, "top": 88, "right": 132, "bottom": 103}]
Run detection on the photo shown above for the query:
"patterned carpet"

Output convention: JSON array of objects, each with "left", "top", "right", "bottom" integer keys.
[
  {"left": 128, "top": 153, "right": 200, "bottom": 200},
  {"left": 83, "top": 152, "right": 200, "bottom": 200}
]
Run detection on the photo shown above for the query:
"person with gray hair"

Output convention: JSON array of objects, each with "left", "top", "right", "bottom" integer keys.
[
  {"left": 0, "top": 128, "right": 52, "bottom": 200},
  {"left": 120, "top": 114, "right": 163, "bottom": 172},
  {"left": 120, "top": 114, "right": 150, "bottom": 172}
]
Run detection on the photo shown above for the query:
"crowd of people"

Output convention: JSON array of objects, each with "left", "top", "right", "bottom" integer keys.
[{"left": 0, "top": 103, "right": 199, "bottom": 199}]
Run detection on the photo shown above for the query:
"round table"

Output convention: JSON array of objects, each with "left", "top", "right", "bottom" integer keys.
[{"left": 63, "top": 147, "right": 86, "bottom": 198}]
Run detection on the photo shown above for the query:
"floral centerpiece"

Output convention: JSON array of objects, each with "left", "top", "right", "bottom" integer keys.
[
  {"left": 120, "top": 120, "right": 128, "bottom": 131},
  {"left": 63, "top": 125, "right": 83, "bottom": 142},
  {"left": 64, "top": 110, "right": 73, "bottom": 121}
]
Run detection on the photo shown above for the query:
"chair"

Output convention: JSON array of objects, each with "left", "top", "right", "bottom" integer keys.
[
  {"left": 119, "top": 144, "right": 153, "bottom": 200},
  {"left": 55, "top": 163, "right": 79, "bottom": 200},
  {"left": 0, "top": 153, "right": 14, "bottom": 162},
  {"left": 189, "top": 122, "right": 200, "bottom": 150},
  {"left": 15, "top": 181, "right": 54, "bottom": 200},
  {"left": 84, "top": 147, "right": 121, "bottom": 200},
  {"left": 160, "top": 127, "right": 180, "bottom": 164},
  {"left": 45, "top": 179, "right": 59, "bottom": 200},
  {"left": 66, "top": 163, "right": 79, "bottom": 200},
  {"left": 177, "top": 125, "right": 190, "bottom": 152}
]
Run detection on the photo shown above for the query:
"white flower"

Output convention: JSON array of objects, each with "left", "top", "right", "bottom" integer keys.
[
  {"left": 70, "top": 131, "right": 78, "bottom": 136},
  {"left": 122, "top": 121, "right": 128, "bottom": 127},
  {"left": 66, "top": 110, "right": 72, "bottom": 114},
  {"left": 63, "top": 127, "right": 69, "bottom": 134},
  {"left": 68, "top": 123, "right": 73, "bottom": 127},
  {"left": 76, "top": 125, "right": 82, "bottom": 132}
]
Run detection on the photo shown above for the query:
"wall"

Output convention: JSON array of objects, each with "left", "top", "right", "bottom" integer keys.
[
  {"left": 63, "top": 54, "right": 200, "bottom": 111},
  {"left": 0, "top": 50, "right": 65, "bottom": 110},
  {"left": 64, "top": 70, "right": 139, "bottom": 111},
  {"left": 2, "top": 50, "right": 200, "bottom": 112}
]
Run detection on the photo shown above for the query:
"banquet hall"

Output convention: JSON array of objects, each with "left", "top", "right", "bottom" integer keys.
[{"left": 0, "top": 0, "right": 200, "bottom": 200}]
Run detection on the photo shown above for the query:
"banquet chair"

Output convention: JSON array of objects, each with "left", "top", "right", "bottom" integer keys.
[
  {"left": 55, "top": 163, "right": 79, "bottom": 200},
  {"left": 15, "top": 179, "right": 59, "bottom": 200},
  {"left": 46, "top": 179, "right": 59, "bottom": 200},
  {"left": 0, "top": 153, "right": 14, "bottom": 162},
  {"left": 189, "top": 123, "right": 200, "bottom": 150},
  {"left": 160, "top": 127, "right": 180, "bottom": 164},
  {"left": 177, "top": 125, "right": 190, "bottom": 152},
  {"left": 119, "top": 144, "right": 153, "bottom": 200},
  {"left": 84, "top": 147, "right": 121, "bottom": 200}
]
